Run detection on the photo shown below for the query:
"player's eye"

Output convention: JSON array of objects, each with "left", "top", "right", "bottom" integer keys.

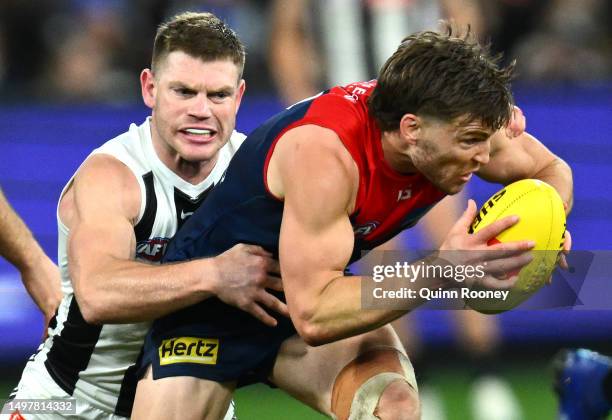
[
  {"left": 462, "top": 138, "right": 484, "bottom": 146},
  {"left": 173, "top": 87, "right": 195, "bottom": 97},
  {"left": 210, "top": 91, "right": 230, "bottom": 101}
]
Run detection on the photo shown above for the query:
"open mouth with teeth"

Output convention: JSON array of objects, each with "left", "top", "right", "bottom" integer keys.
[{"left": 181, "top": 128, "right": 217, "bottom": 141}]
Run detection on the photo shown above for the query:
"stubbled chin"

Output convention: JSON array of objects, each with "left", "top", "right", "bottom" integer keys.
[
  {"left": 180, "top": 152, "right": 216, "bottom": 164},
  {"left": 448, "top": 182, "right": 469, "bottom": 195},
  {"left": 446, "top": 187, "right": 463, "bottom": 195},
  {"left": 178, "top": 143, "right": 220, "bottom": 162},
  {"left": 436, "top": 180, "right": 466, "bottom": 195}
]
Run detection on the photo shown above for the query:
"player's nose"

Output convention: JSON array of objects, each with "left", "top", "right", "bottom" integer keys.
[
  {"left": 188, "top": 94, "right": 213, "bottom": 119},
  {"left": 474, "top": 142, "right": 490, "bottom": 165}
]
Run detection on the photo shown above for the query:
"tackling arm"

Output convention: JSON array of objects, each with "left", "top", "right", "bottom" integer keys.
[
  {"left": 66, "top": 155, "right": 219, "bottom": 324},
  {"left": 67, "top": 155, "right": 286, "bottom": 326}
]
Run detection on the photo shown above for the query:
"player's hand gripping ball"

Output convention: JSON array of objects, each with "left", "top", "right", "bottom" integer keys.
[{"left": 466, "top": 179, "right": 566, "bottom": 313}]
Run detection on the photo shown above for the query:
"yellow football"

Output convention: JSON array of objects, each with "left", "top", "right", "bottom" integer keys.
[{"left": 465, "top": 179, "right": 566, "bottom": 313}]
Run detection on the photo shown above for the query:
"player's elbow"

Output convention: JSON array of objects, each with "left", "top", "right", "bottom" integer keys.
[
  {"left": 291, "top": 307, "right": 337, "bottom": 346},
  {"left": 76, "top": 295, "right": 105, "bottom": 325},
  {"left": 288, "top": 289, "right": 339, "bottom": 346},
  {"left": 72, "top": 277, "right": 106, "bottom": 325},
  {"left": 294, "top": 319, "right": 331, "bottom": 347}
]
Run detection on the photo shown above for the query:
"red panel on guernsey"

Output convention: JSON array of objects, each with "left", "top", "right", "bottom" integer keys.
[{"left": 286, "top": 81, "right": 446, "bottom": 244}]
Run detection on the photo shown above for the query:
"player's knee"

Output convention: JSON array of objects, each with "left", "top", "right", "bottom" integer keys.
[
  {"left": 374, "top": 379, "right": 420, "bottom": 420},
  {"left": 331, "top": 347, "right": 419, "bottom": 420}
]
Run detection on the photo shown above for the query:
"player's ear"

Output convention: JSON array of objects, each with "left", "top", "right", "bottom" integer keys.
[
  {"left": 399, "top": 113, "right": 420, "bottom": 145},
  {"left": 234, "top": 79, "right": 246, "bottom": 114},
  {"left": 141, "top": 69, "right": 156, "bottom": 109}
]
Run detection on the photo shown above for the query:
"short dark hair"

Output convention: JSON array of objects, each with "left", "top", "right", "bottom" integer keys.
[
  {"left": 152, "top": 12, "right": 246, "bottom": 78},
  {"left": 368, "top": 23, "right": 515, "bottom": 132}
]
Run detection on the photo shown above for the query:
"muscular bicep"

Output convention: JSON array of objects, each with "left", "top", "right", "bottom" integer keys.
[
  {"left": 477, "top": 131, "right": 557, "bottom": 184},
  {"left": 275, "top": 127, "right": 358, "bottom": 318},
  {"left": 67, "top": 155, "right": 141, "bottom": 293},
  {"left": 280, "top": 194, "right": 355, "bottom": 303}
]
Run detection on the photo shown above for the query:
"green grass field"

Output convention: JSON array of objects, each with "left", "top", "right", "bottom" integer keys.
[
  {"left": 0, "top": 360, "right": 566, "bottom": 419},
  {"left": 231, "top": 361, "right": 557, "bottom": 419}
]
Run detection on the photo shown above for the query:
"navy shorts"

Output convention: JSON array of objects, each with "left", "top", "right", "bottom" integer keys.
[{"left": 139, "top": 295, "right": 295, "bottom": 386}]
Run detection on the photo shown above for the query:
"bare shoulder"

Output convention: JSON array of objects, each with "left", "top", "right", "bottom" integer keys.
[
  {"left": 62, "top": 154, "right": 141, "bottom": 228},
  {"left": 268, "top": 124, "right": 358, "bottom": 204},
  {"left": 277, "top": 125, "right": 358, "bottom": 181}
]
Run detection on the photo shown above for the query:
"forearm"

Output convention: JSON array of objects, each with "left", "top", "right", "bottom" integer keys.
[
  {"left": 485, "top": 132, "right": 574, "bottom": 213},
  {"left": 294, "top": 256, "right": 448, "bottom": 345},
  {"left": 74, "top": 258, "right": 217, "bottom": 324},
  {"left": 300, "top": 275, "right": 403, "bottom": 345},
  {"left": 0, "top": 191, "right": 44, "bottom": 270},
  {"left": 532, "top": 158, "right": 574, "bottom": 214},
  {"left": 21, "top": 254, "right": 61, "bottom": 316},
  {"left": 0, "top": 191, "right": 61, "bottom": 314},
  {"left": 269, "top": 0, "right": 318, "bottom": 104}
]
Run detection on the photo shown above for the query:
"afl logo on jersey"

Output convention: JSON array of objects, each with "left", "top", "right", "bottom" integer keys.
[
  {"left": 136, "top": 237, "right": 170, "bottom": 262},
  {"left": 354, "top": 221, "right": 380, "bottom": 237}
]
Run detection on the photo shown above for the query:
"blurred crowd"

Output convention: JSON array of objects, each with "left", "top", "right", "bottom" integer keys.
[{"left": 0, "top": 0, "right": 610, "bottom": 104}]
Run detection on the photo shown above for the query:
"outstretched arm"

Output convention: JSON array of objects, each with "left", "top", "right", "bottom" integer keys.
[{"left": 0, "top": 188, "right": 61, "bottom": 321}]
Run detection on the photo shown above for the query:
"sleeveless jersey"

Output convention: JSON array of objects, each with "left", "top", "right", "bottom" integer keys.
[
  {"left": 27, "top": 118, "right": 244, "bottom": 416},
  {"left": 165, "top": 81, "right": 446, "bottom": 263},
  {"left": 142, "top": 82, "right": 446, "bottom": 382}
]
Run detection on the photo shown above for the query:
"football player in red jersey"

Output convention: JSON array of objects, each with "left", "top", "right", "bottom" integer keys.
[{"left": 134, "top": 25, "right": 572, "bottom": 420}]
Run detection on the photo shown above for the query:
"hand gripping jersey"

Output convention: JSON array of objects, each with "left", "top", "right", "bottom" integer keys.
[
  {"left": 141, "top": 81, "right": 446, "bottom": 383},
  {"left": 10, "top": 119, "right": 243, "bottom": 418}
]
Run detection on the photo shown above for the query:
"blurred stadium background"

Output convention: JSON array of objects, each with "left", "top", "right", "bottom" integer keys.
[{"left": 1, "top": 1, "right": 611, "bottom": 419}]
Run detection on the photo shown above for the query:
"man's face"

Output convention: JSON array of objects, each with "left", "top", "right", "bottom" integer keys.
[
  {"left": 141, "top": 51, "right": 245, "bottom": 165},
  {"left": 410, "top": 116, "right": 493, "bottom": 194}
]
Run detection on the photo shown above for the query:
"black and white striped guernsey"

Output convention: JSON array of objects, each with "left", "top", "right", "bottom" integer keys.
[{"left": 29, "top": 118, "right": 245, "bottom": 416}]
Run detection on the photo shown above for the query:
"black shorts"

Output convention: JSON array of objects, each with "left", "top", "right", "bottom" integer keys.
[{"left": 139, "top": 296, "right": 295, "bottom": 386}]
